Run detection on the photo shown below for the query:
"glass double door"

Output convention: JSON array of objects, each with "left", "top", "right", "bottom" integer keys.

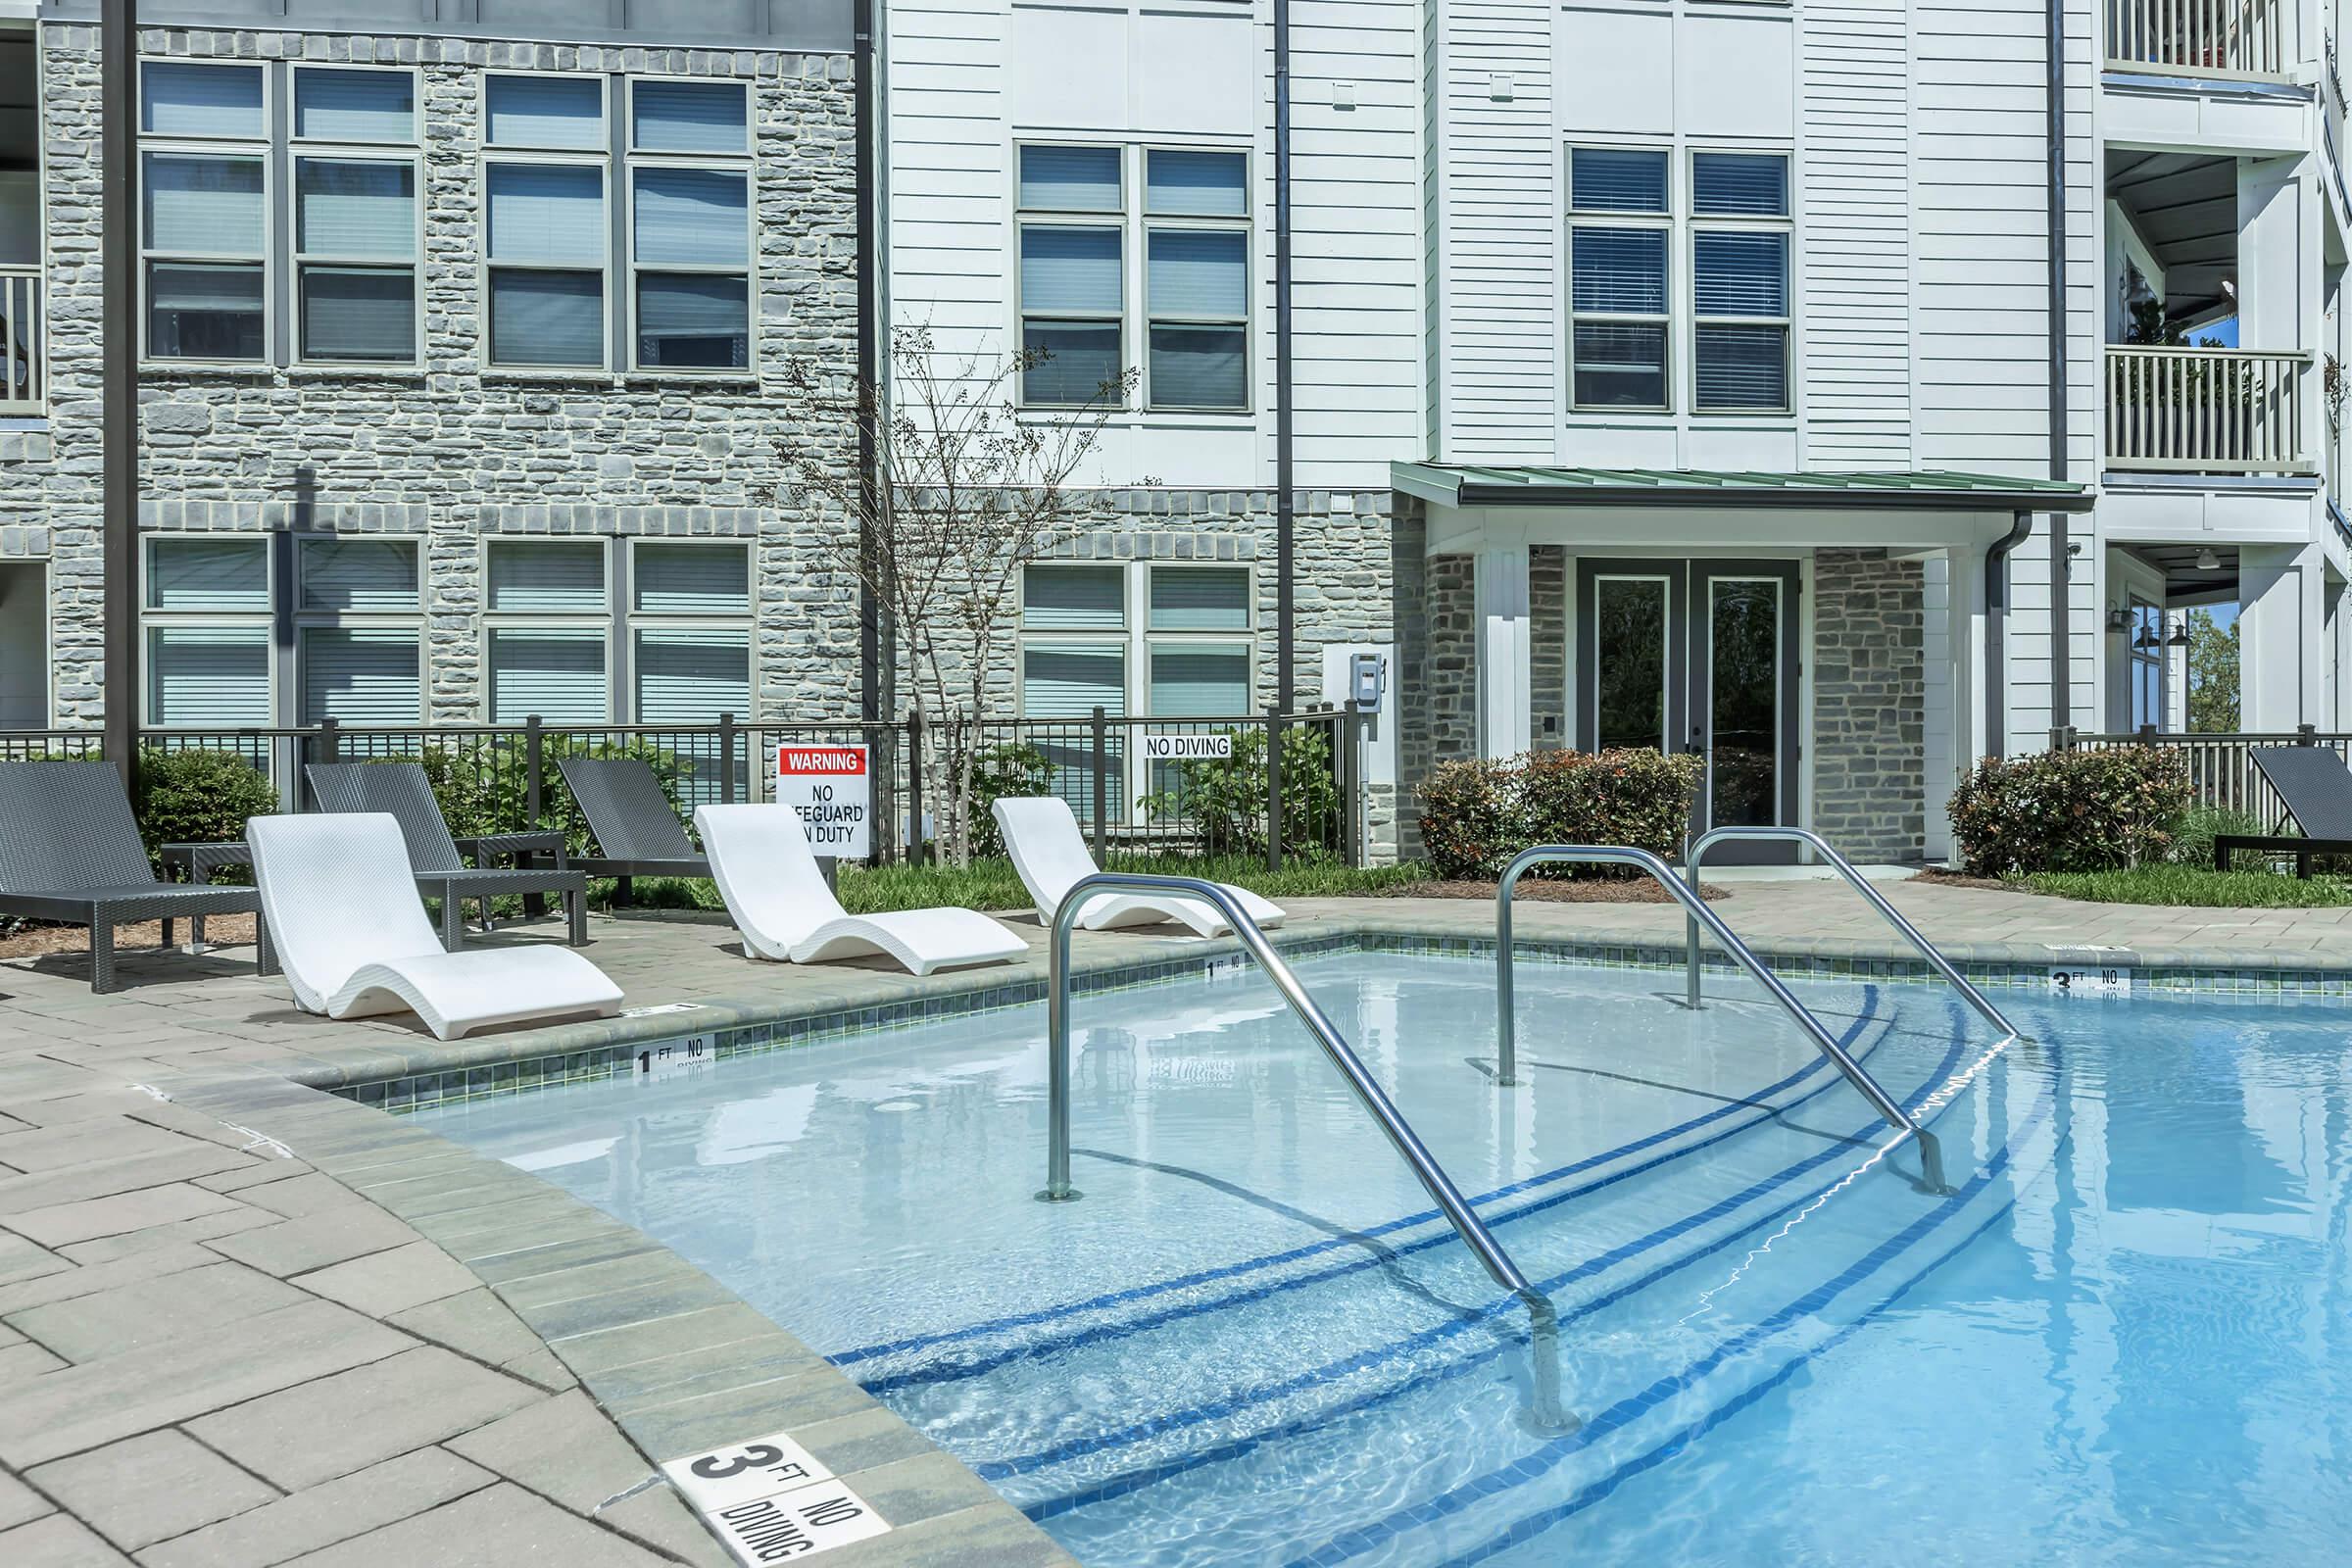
[{"left": 1575, "top": 558, "right": 1800, "bottom": 862}]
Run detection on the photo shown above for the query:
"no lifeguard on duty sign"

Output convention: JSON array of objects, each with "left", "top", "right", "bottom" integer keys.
[{"left": 774, "top": 744, "right": 870, "bottom": 858}]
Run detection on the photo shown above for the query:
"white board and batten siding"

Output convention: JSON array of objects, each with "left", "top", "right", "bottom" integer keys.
[{"left": 881, "top": 0, "right": 1425, "bottom": 491}]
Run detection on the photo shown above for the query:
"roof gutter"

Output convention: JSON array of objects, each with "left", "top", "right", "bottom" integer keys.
[{"left": 1441, "top": 483, "right": 2094, "bottom": 514}]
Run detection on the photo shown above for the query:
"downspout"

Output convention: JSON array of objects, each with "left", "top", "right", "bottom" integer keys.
[
  {"left": 2044, "top": 0, "right": 2072, "bottom": 737},
  {"left": 1984, "top": 510, "right": 2034, "bottom": 759},
  {"left": 1269, "top": 0, "right": 1295, "bottom": 868},
  {"left": 853, "top": 0, "right": 884, "bottom": 807},
  {"left": 102, "top": 0, "right": 137, "bottom": 771}
]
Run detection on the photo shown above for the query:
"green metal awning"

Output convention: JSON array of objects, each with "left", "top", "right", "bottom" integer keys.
[{"left": 1392, "top": 463, "right": 2096, "bottom": 514}]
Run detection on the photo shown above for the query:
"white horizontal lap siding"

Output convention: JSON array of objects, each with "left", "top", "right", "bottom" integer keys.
[
  {"left": 1291, "top": 0, "right": 1427, "bottom": 485},
  {"left": 1802, "top": 0, "right": 1914, "bottom": 467},
  {"left": 1436, "top": 0, "right": 1555, "bottom": 462},
  {"left": 885, "top": 0, "right": 1010, "bottom": 377}
]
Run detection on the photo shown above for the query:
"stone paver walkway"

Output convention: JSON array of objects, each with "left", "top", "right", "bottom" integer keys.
[{"left": 1, "top": 877, "right": 2345, "bottom": 1565}]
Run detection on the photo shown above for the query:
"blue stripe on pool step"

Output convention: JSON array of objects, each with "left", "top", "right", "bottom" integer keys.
[{"left": 831, "top": 986, "right": 1890, "bottom": 1373}]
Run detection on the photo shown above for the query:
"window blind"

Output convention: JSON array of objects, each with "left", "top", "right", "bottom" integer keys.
[
  {"left": 141, "top": 62, "right": 264, "bottom": 139},
  {"left": 1571, "top": 228, "right": 1666, "bottom": 315},
  {"left": 1147, "top": 645, "right": 1250, "bottom": 717},
  {"left": 296, "top": 159, "right": 415, "bottom": 259},
  {"left": 1021, "top": 323, "right": 1120, "bottom": 406},
  {"left": 1694, "top": 324, "right": 1788, "bottom": 411},
  {"left": 1148, "top": 326, "right": 1244, "bottom": 409},
  {"left": 487, "top": 541, "right": 606, "bottom": 612},
  {"left": 489, "top": 628, "right": 608, "bottom": 723},
  {"left": 1146, "top": 150, "right": 1245, "bottom": 217},
  {"left": 1147, "top": 229, "right": 1246, "bottom": 317},
  {"left": 635, "top": 627, "right": 751, "bottom": 723},
  {"left": 1022, "top": 645, "right": 1125, "bottom": 717},
  {"left": 144, "top": 153, "right": 265, "bottom": 255},
  {"left": 1570, "top": 149, "right": 1668, "bottom": 214},
  {"left": 485, "top": 74, "right": 603, "bottom": 150},
  {"left": 1023, "top": 565, "right": 1123, "bottom": 630},
  {"left": 633, "top": 169, "right": 749, "bottom": 268},
  {"left": 1021, "top": 226, "right": 1122, "bottom": 313},
  {"left": 1148, "top": 567, "right": 1249, "bottom": 631},
  {"left": 486, "top": 164, "right": 605, "bottom": 265},
  {"left": 293, "top": 69, "right": 415, "bottom": 142},
  {"left": 1019, "top": 145, "right": 1121, "bottom": 212},
  {"left": 147, "top": 625, "right": 269, "bottom": 725},
  {"left": 148, "top": 538, "right": 268, "bottom": 612},
  {"left": 300, "top": 539, "right": 418, "bottom": 612},
  {"left": 633, "top": 80, "right": 748, "bottom": 155},
  {"left": 634, "top": 544, "right": 751, "bottom": 613},
  {"left": 300, "top": 627, "right": 421, "bottom": 724},
  {"left": 636, "top": 274, "right": 749, "bottom": 368},
  {"left": 301, "top": 268, "right": 415, "bottom": 362},
  {"left": 1692, "top": 232, "right": 1787, "bottom": 317},
  {"left": 1692, "top": 153, "right": 1789, "bottom": 218},
  {"left": 148, "top": 264, "right": 265, "bottom": 359},
  {"left": 489, "top": 270, "right": 604, "bottom": 367}
]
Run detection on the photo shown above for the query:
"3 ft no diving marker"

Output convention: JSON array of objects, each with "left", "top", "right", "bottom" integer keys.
[{"left": 774, "top": 744, "right": 870, "bottom": 858}]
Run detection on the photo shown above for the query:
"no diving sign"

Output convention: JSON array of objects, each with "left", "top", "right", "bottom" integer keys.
[
  {"left": 662, "top": 1431, "right": 890, "bottom": 1563},
  {"left": 775, "top": 745, "right": 870, "bottom": 858},
  {"left": 1142, "top": 732, "right": 1234, "bottom": 761}
]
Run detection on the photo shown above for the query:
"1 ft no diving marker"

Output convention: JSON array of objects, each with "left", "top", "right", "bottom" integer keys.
[{"left": 774, "top": 745, "right": 870, "bottom": 858}]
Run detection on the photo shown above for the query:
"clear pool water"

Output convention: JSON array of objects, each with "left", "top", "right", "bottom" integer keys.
[{"left": 416, "top": 955, "right": 2352, "bottom": 1565}]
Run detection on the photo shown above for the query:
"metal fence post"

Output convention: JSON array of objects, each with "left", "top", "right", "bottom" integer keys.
[
  {"left": 907, "top": 707, "right": 926, "bottom": 866},
  {"left": 524, "top": 714, "right": 544, "bottom": 828},
  {"left": 718, "top": 713, "right": 738, "bottom": 805},
  {"left": 1265, "top": 711, "right": 1285, "bottom": 872},
  {"left": 2299, "top": 722, "right": 2319, "bottom": 746},
  {"left": 302, "top": 718, "right": 338, "bottom": 812},
  {"left": 1090, "top": 706, "right": 1109, "bottom": 864},
  {"left": 1340, "top": 702, "right": 1360, "bottom": 867}
]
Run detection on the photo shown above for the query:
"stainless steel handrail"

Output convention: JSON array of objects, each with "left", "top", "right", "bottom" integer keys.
[
  {"left": 1046, "top": 871, "right": 1571, "bottom": 1432},
  {"left": 1684, "top": 826, "right": 2021, "bottom": 1041},
  {"left": 1494, "top": 845, "right": 1946, "bottom": 1194}
]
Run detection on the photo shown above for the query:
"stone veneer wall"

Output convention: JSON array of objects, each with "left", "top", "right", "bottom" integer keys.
[
  {"left": 1396, "top": 548, "right": 1475, "bottom": 862},
  {"left": 1812, "top": 548, "right": 1927, "bottom": 861},
  {"left": 1530, "top": 545, "right": 1566, "bottom": 749},
  {"left": 3, "top": 24, "right": 859, "bottom": 724}
]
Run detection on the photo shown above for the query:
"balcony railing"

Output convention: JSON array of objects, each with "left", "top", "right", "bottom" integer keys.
[
  {"left": 2104, "top": 345, "right": 2312, "bottom": 474},
  {"left": 2105, "top": 0, "right": 2288, "bottom": 79},
  {"left": 1, "top": 267, "right": 42, "bottom": 415}
]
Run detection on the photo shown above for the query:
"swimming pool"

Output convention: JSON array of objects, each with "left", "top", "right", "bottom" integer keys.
[{"left": 416, "top": 952, "right": 2352, "bottom": 1564}]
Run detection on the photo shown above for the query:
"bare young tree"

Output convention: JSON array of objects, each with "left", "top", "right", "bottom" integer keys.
[{"left": 771, "top": 326, "right": 1135, "bottom": 863}]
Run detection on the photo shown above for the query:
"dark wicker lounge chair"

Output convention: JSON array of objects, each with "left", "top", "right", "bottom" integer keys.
[
  {"left": 555, "top": 756, "right": 710, "bottom": 904},
  {"left": 2216, "top": 746, "right": 2352, "bottom": 879},
  {"left": 0, "top": 760, "right": 274, "bottom": 993},
  {"left": 305, "top": 762, "right": 589, "bottom": 949}
]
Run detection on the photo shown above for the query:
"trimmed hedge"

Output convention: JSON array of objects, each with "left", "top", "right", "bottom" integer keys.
[
  {"left": 1417, "top": 748, "right": 1702, "bottom": 880},
  {"left": 1947, "top": 747, "right": 2190, "bottom": 875},
  {"left": 135, "top": 748, "right": 278, "bottom": 881}
]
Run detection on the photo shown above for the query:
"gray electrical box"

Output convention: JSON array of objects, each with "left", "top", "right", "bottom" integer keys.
[{"left": 1348, "top": 652, "right": 1387, "bottom": 713}]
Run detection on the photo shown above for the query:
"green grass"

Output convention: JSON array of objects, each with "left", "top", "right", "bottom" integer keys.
[
  {"left": 590, "top": 854, "right": 1431, "bottom": 918},
  {"left": 2020, "top": 864, "right": 2352, "bottom": 907}
]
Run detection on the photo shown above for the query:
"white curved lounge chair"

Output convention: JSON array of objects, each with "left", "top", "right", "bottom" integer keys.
[
  {"left": 990, "top": 796, "right": 1285, "bottom": 938},
  {"left": 246, "top": 813, "right": 623, "bottom": 1041},
  {"left": 694, "top": 804, "right": 1029, "bottom": 975}
]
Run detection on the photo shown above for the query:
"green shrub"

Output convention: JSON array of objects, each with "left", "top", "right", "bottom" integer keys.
[
  {"left": 2167, "top": 803, "right": 2267, "bottom": 867},
  {"left": 964, "top": 741, "right": 1053, "bottom": 858},
  {"left": 1416, "top": 748, "right": 1701, "bottom": 880},
  {"left": 1137, "top": 725, "right": 1341, "bottom": 859},
  {"left": 1947, "top": 747, "right": 2190, "bottom": 875},
  {"left": 134, "top": 747, "right": 280, "bottom": 880}
]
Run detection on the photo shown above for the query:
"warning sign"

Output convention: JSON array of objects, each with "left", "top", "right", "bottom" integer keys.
[{"left": 774, "top": 745, "right": 871, "bottom": 858}]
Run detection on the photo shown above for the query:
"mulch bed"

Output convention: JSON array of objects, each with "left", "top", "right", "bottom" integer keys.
[
  {"left": 0, "top": 912, "right": 262, "bottom": 961},
  {"left": 1909, "top": 867, "right": 2010, "bottom": 891},
  {"left": 1373, "top": 878, "right": 1729, "bottom": 904}
]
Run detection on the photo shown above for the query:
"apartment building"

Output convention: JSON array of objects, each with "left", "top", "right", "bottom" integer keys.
[
  {"left": 0, "top": 0, "right": 861, "bottom": 742},
  {"left": 881, "top": 0, "right": 2352, "bottom": 862}
]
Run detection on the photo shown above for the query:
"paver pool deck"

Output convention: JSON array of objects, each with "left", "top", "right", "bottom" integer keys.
[{"left": 0, "top": 877, "right": 2345, "bottom": 1565}]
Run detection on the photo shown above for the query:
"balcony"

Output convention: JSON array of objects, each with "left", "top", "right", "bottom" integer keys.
[
  {"left": 2105, "top": 0, "right": 2290, "bottom": 80},
  {"left": 2104, "top": 345, "right": 2313, "bottom": 473},
  {"left": 0, "top": 266, "right": 38, "bottom": 415}
]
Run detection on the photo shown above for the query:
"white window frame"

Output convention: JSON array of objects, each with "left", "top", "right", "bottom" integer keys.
[
  {"left": 138, "top": 533, "right": 275, "bottom": 729},
  {"left": 480, "top": 538, "right": 615, "bottom": 724},
  {"left": 624, "top": 76, "right": 756, "bottom": 376},
  {"left": 624, "top": 537, "right": 757, "bottom": 723},
  {"left": 1013, "top": 141, "right": 1127, "bottom": 411},
  {"left": 1141, "top": 147, "right": 1252, "bottom": 415},
  {"left": 1565, "top": 143, "right": 1673, "bottom": 415},
  {"left": 289, "top": 65, "right": 423, "bottom": 368},
  {"left": 292, "top": 534, "right": 426, "bottom": 726},
  {"left": 1687, "top": 148, "right": 1793, "bottom": 417},
  {"left": 137, "top": 59, "right": 274, "bottom": 367},
  {"left": 480, "top": 71, "right": 612, "bottom": 373}
]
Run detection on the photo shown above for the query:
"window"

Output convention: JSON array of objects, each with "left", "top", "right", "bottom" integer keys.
[
  {"left": 2130, "top": 598, "right": 2166, "bottom": 730},
  {"left": 484, "top": 540, "right": 610, "bottom": 721},
  {"left": 1565, "top": 146, "right": 1794, "bottom": 415},
  {"left": 1567, "top": 148, "right": 1669, "bottom": 411},
  {"left": 291, "top": 70, "right": 419, "bottom": 366},
  {"left": 629, "top": 80, "right": 752, "bottom": 370},
  {"left": 629, "top": 541, "right": 753, "bottom": 724},
  {"left": 1690, "top": 153, "right": 1791, "bottom": 413},
  {"left": 484, "top": 75, "right": 609, "bottom": 368},
  {"left": 295, "top": 538, "right": 422, "bottom": 725},
  {"left": 1015, "top": 144, "right": 1252, "bottom": 412},
  {"left": 140, "top": 63, "right": 270, "bottom": 362},
  {"left": 142, "top": 537, "right": 270, "bottom": 725}
]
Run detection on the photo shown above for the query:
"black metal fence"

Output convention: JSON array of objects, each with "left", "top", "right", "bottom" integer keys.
[
  {"left": 2064, "top": 724, "right": 2351, "bottom": 828},
  {"left": 0, "top": 706, "right": 1373, "bottom": 869}
]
